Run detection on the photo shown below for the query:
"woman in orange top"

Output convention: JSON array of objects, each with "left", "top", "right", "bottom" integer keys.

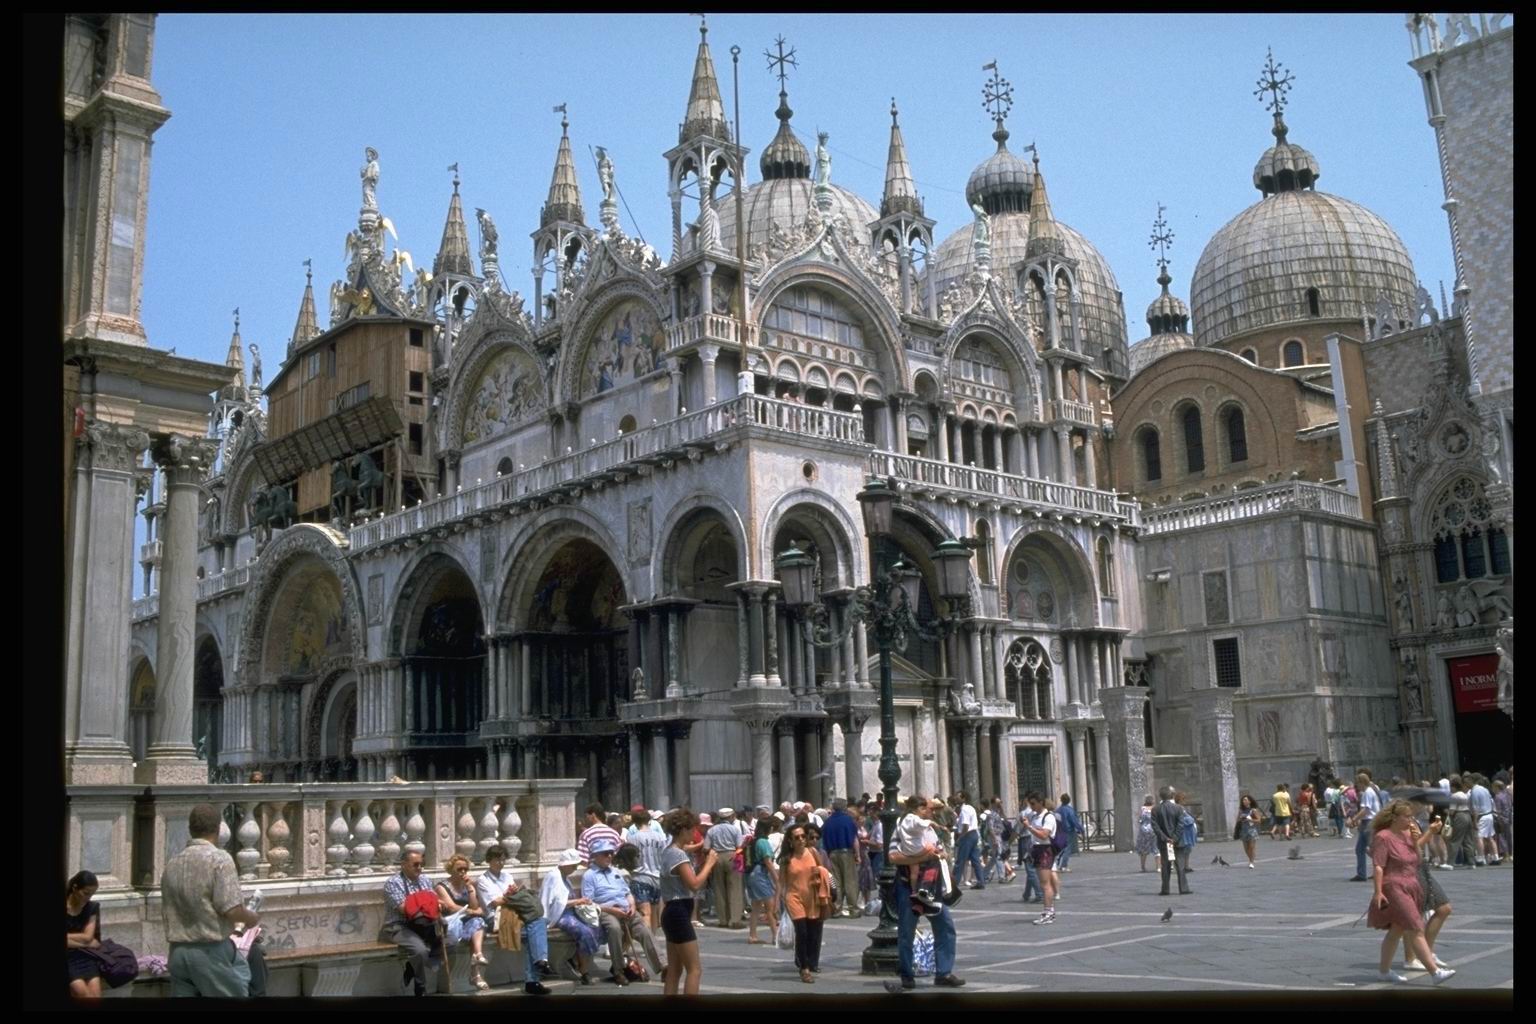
[{"left": 778, "top": 823, "right": 833, "bottom": 983}]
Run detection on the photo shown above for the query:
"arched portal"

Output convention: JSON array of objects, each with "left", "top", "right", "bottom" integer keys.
[
  {"left": 512, "top": 536, "right": 630, "bottom": 809},
  {"left": 128, "top": 658, "right": 156, "bottom": 765},
  {"left": 394, "top": 555, "right": 487, "bottom": 781},
  {"left": 193, "top": 637, "right": 224, "bottom": 773}
]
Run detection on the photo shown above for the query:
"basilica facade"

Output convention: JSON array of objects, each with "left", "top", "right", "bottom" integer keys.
[{"left": 102, "top": 15, "right": 1513, "bottom": 845}]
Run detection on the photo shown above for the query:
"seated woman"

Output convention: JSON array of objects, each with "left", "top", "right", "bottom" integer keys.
[
  {"left": 66, "top": 871, "right": 103, "bottom": 999},
  {"left": 435, "top": 855, "right": 490, "bottom": 991},
  {"left": 540, "top": 848, "right": 602, "bottom": 985}
]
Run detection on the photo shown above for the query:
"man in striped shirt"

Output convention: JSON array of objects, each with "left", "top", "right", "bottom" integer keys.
[{"left": 577, "top": 802, "right": 624, "bottom": 866}]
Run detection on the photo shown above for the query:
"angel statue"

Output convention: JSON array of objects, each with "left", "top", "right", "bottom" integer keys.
[
  {"left": 596, "top": 146, "right": 616, "bottom": 204},
  {"left": 361, "top": 147, "right": 379, "bottom": 210},
  {"left": 475, "top": 208, "right": 499, "bottom": 258},
  {"left": 248, "top": 343, "right": 263, "bottom": 391},
  {"left": 814, "top": 131, "right": 832, "bottom": 188},
  {"left": 971, "top": 201, "right": 991, "bottom": 251}
]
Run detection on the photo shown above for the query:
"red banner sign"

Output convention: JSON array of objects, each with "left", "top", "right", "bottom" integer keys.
[{"left": 1447, "top": 653, "right": 1500, "bottom": 715}]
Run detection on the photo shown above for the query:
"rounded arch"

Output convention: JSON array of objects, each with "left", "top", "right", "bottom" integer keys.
[
  {"left": 386, "top": 543, "right": 487, "bottom": 658},
  {"left": 444, "top": 332, "right": 547, "bottom": 452},
  {"left": 193, "top": 633, "right": 225, "bottom": 767},
  {"left": 1134, "top": 422, "right": 1164, "bottom": 484},
  {"left": 221, "top": 439, "right": 268, "bottom": 537},
  {"left": 1215, "top": 398, "right": 1253, "bottom": 466},
  {"left": 1282, "top": 338, "right": 1307, "bottom": 367},
  {"left": 1173, "top": 399, "right": 1206, "bottom": 475},
  {"left": 557, "top": 281, "right": 671, "bottom": 407},
  {"left": 496, "top": 508, "right": 629, "bottom": 630},
  {"left": 238, "top": 524, "right": 366, "bottom": 681},
  {"left": 1000, "top": 524, "right": 1098, "bottom": 628},
  {"left": 307, "top": 668, "right": 359, "bottom": 780},
  {"left": 759, "top": 488, "right": 867, "bottom": 591},
  {"left": 753, "top": 265, "right": 910, "bottom": 393},
  {"left": 937, "top": 316, "right": 1043, "bottom": 420},
  {"left": 913, "top": 370, "right": 941, "bottom": 402},
  {"left": 127, "top": 655, "right": 156, "bottom": 764},
  {"left": 653, "top": 493, "right": 749, "bottom": 599}
]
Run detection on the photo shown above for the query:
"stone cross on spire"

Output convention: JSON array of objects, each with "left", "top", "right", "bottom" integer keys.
[
  {"left": 982, "top": 60, "right": 1013, "bottom": 147},
  {"left": 765, "top": 34, "right": 797, "bottom": 92},
  {"left": 1254, "top": 47, "right": 1296, "bottom": 141},
  {"left": 1150, "top": 202, "right": 1175, "bottom": 277}
]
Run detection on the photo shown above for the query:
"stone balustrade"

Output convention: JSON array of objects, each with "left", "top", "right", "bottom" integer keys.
[
  {"left": 1048, "top": 398, "right": 1098, "bottom": 427},
  {"left": 134, "top": 563, "right": 252, "bottom": 610},
  {"left": 663, "top": 311, "right": 758, "bottom": 353},
  {"left": 872, "top": 450, "right": 1139, "bottom": 523},
  {"left": 1138, "top": 480, "right": 1361, "bottom": 535},
  {"left": 740, "top": 393, "right": 866, "bottom": 444},
  {"left": 131, "top": 593, "right": 158, "bottom": 621}
]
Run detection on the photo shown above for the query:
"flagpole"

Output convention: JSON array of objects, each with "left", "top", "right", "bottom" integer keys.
[{"left": 731, "top": 42, "right": 759, "bottom": 581}]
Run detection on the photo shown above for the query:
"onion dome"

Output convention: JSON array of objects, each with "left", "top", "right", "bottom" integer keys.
[
  {"left": 760, "top": 90, "right": 811, "bottom": 180},
  {"left": 1191, "top": 51, "right": 1416, "bottom": 348},
  {"left": 1129, "top": 270, "right": 1195, "bottom": 375},
  {"left": 965, "top": 127, "right": 1034, "bottom": 216}
]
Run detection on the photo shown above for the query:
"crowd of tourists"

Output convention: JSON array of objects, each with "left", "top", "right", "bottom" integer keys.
[{"left": 66, "top": 767, "right": 1509, "bottom": 998}]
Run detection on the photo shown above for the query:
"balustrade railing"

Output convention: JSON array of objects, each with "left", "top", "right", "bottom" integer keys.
[
  {"left": 131, "top": 594, "right": 158, "bottom": 621},
  {"left": 740, "top": 394, "right": 866, "bottom": 444},
  {"left": 1138, "top": 480, "right": 1361, "bottom": 535},
  {"left": 664, "top": 312, "right": 759, "bottom": 353},
  {"left": 872, "top": 450, "right": 1136, "bottom": 522},
  {"left": 132, "top": 781, "right": 571, "bottom": 889},
  {"left": 1048, "top": 398, "right": 1098, "bottom": 427}
]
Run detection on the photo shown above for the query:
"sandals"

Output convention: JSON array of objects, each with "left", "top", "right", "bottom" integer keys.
[
  {"left": 800, "top": 968, "right": 815, "bottom": 984},
  {"left": 472, "top": 954, "right": 490, "bottom": 966},
  {"left": 473, "top": 975, "right": 490, "bottom": 991},
  {"left": 747, "top": 937, "right": 765, "bottom": 945}
]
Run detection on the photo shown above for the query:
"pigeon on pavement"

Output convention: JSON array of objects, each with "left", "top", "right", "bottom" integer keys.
[
  {"left": 1218, "top": 856, "right": 1232, "bottom": 867},
  {"left": 1211, "top": 855, "right": 1221, "bottom": 864},
  {"left": 1288, "top": 847, "right": 1303, "bottom": 860},
  {"left": 1161, "top": 907, "right": 1174, "bottom": 922}
]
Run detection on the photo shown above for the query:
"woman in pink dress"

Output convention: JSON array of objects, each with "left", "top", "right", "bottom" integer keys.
[{"left": 1368, "top": 799, "right": 1454, "bottom": 984}]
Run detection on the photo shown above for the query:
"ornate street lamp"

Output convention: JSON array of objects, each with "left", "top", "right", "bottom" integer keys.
[{"left": 774, "top": 475, "right": 974, "bottom": 976}]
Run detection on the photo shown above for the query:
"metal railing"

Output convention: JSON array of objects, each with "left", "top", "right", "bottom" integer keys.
[
  {"left": 1138, "top": 480, "right": 1361, "bottom": 535},
  {"left": 1078, "top": 809, "right": 1117, "bottom": 851},
  {"left": 871, "top": 450, "right": 1139, "bottom": 523}
]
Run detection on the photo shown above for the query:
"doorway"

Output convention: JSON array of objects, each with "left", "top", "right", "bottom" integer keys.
[{"left": 1015, "top": 746, "right": 1052, "bottom": 802}]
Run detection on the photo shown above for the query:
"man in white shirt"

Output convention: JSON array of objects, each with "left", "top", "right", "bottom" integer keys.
[
  {"left": 1468, "top": 774, "right": 1499, "bottom": 865},
  {"left": 951, "top": 792, "right": 986, "bottom": 890},
  {"left": 1351, "top": 771, "right": 1382, "bottom": 881}
]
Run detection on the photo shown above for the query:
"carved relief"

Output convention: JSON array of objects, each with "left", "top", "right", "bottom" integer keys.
[
  {"left": 82, "top": 422, "right": 152, "bottom": 474},
  {"left": 626, "top": 498, "right": 653, "bottom": 566}
]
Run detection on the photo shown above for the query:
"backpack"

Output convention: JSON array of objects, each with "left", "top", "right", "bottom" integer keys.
[
  {"left": 1001, "top": 817, "right": 1015, "bottom": 844},
  {"left": 1047, "top": 813, "right": 1070, "bottom": 852},
  {"left": 401, "top": 888, "right": 440, "bottom": 922}
]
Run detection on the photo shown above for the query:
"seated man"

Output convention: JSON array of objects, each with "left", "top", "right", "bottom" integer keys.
[
  {"left": 476, "top": 845, "right": 553, "bottom": 995},
  {"left": 581, "top": 838, "right": 665, "bottom": 985},
  {"left": 379, "top": 851, "right": 442, "bottom": 996}
]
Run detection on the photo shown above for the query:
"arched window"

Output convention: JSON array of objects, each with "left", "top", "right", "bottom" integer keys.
[
  {"left": 1181, "top": 406, "right": 1205, "bottom": 473},
  {"left": 1005, "top": 641, "right": 1053, "bottom": 721},
  {"left": 496, "top": 457, "right": 514, "bottom": 477},
  {"left": 1139, "top": 427, "right": 1162, "bottom": 483},
  {"left": 1429, "top": 477, "right": 1510, "bottom": 583},
  {"left": 1225, "top": 406, "right": 1249, "bottom": 463},
  {"left": 1283, "top": 340, "right": 1305, "bottom": 367},
  {"left": 1306, "top": 288, "right": 1320, "bottom": 317},
  {"left": 1241, "top": 348, "right": 1258, "bottom": 363},
  {"left": 1096, "top": 537, "right": 1116, "bottom": 598},
  {"left": 974, "top": 519, "right": 993, "bottom": 584}
]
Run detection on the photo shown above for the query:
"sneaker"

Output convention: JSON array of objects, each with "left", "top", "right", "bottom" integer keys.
[
  {"left": 914, "top": 888, "right": 942, "bottom": 910},
  {"left": 1248, "top": 863, "right": 1255, "bottom": 869},
  {"left": 1378, "top": 970, "right": 1408, "bottom": 983},
  {"left": 534, "top": 960, "right": 555, "bottom": 980},
  {"left": 1430, "top": 968, "right": 1456, "bottom": 983},
  {"left": 1402, "top": 958, "right": 1422, "bottom": 971},
  {"left": 524, "top": 982, "right": 551, "bottom": 995},
  {"left": 1435, "top": 863, "right": 1454, "bottom": 871},
  {"left": 1032, "top": 912, "right": 1055, "bottom": 926},
  {"left": 1059, "top": 867, "right": 1071, "bottom": 873},
  {"left": 884, "top": 975, "right": 917, "bottom": 993},
  {"left": 934, "top": 973, "right": 967, "bottom": 988}
]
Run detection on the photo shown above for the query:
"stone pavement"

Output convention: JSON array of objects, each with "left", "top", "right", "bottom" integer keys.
[{"left": 462, "top": 836, "right": 1514, "bottom": 997}]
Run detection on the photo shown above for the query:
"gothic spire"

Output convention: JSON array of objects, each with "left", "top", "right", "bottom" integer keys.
[
  {"left": 225, "top": 307, "right": 245, "bottom": 384},
  {"left": 1024, "top": 152, "right": 1065, "bottom": 258},
  {"left": 541, "top": 107, "right": 586, "bottom": 228},
  {"left": 881, "top": 98, "right": 922, "bottom": 218},
  {"left": 290, "top": 262, "right": 319, "bottom": 353},
  {"left": 434, "top": 163, "right": 473, "bottom": 277},
  {"left": 679, "top": 16, "right": 731, "bottom": 144}
]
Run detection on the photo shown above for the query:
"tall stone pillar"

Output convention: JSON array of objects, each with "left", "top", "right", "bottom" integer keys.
[
  {"left": 1099, "top": 685, "right": 1151, "bottom": 852},
  {"left": 933, "top": 705, "right": 948, "bottom": 796},
  {"left": 1085, "top": 635, "right": 1102, "bottom": 704},
  {"left": 935, "top": 408, "right": 950, "bottom": 462},
  {"left": 765, "top": 588, "right": 781, "bottom": 687},
  {"left": 749, "top": 720, "right": 777, "bottom": 810},
  {"left": 698, "top": 343, "right": 720, "bottom": 406},
  {"left": 804, "top": 726, "right": 824, "bottom": 806},
  {"left": 1056, "top": 427, "right": 1072, "bottom": 485},
  {"left": 1070, "top": 729, "right": 1091, "bottom": 813},
  {"left": 962, "top": 722, "right": 981, "bottom": 802},
  {"left": 650, "top": 729, "right": 672, "bottom": 810},
  {"left": 855, "top": 623, "right": 870, "bottom": 688},
  {"left": 991, "top": 429, "right": 1005, "bottom": 473},
  {"left": 735, "top": 589, "right": 750, "bottom": 688},
  {"left": 825, "top": 602, "right": 843, "bottom": 689},
  {"left": 978, "top": 726, "right": 995, "bottom": 801},
  {"left": 1083, "top": 431, "right": 1098, "bottom": 489},
  {"left": 995, "top": 726, "right": 1014, "bottom": 808},
  {"left": 740, "top": 587, "right": 765, "bottom": 686},
  {"left": 665, "top": 609, "right": 682, "bottom": 697},
  {"left": 65, "top": 423, "right": 150, "bottom": 784},
  {"left": 892, "top": 396, "right": 908, "bottom": 454},
  {"left": 842, "top": 716, "right": 867, "bottom": 802},
  {"left": 1189, "top": 688, "right": 1241, "bottom": 840},
  {"left": 519, "top": 642, "right": 533, "bottom": 717},
  {"left": 484, "top": 635, "right": 501, "bottom": 720},
  {"left": 1093, "top": 727, "right": 1112, "bottom": 817},
  {"left": 1064, "top": 634, "right": 1080, "bottom": 705},
  {"left": 777, "top": 723, "right": 797, "bottom": 803},
  {"left": 627, "top": 730, "right": 644, "bottom": 807},
  {"left": 143, "top": 435, "right": 218, "bottom": 784},
  {"left": 967, "top": 623, "right": 985, "bottom": 697}
]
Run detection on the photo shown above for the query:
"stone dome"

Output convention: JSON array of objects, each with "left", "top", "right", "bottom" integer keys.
[
  {"left": 1190, "top": 189, "right": 1417, "bottom": 348},
  {"left": 717, "top": 177, "right": 879, "bottom": 257},
  {"left": 966, "top": 139, "right": 1034, "bottom": 214},
  {"left": 927, "top": 210, "right": 1129, "bottom": 369},
  {"left": 1128, "top": 330, "right": 1196, "bottom": 375}
]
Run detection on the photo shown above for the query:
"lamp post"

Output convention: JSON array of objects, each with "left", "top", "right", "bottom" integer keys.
[{"left": 776, "top": 475, "right": 974, "bottom": 976}]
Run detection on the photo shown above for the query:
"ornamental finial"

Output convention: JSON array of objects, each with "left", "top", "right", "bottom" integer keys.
[
  {"left": 981, "top": 60, "right": 1013, "bottom": 146},
  {"left": 1149, "top": 202, "right": 1175, "bottom": 279}
]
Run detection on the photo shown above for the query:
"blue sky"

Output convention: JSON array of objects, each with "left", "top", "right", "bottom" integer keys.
[{"left": 142, "top": 12, "right": 1455, "bottom": 372}]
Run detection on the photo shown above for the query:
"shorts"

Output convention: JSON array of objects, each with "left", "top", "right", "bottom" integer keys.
[
  {"left": 1274, "top": 815, "right": 1292, "bottom": 827},
  {"left": 660, "top": 899, "right": 697, "bottom": 944},
  {"left": 1477, "top": 813, "right": 1496, "bottom": 839},
  {"left": 631, "top": 879, "right": 660, "bottom": 906},
  {"left": 1030, "top": 845, "right": 1056, "bottom": 872}
]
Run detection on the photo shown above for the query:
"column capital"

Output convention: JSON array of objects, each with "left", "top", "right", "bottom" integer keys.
[
  {"left": 82, "top": 421, "right": 151, "bottom": 474},
  {"left": 697, "top": 343, "right": 720, "bottom": 363},
  {"left": 151, "top": 433, "right": 219, "bottom": 483},
  {"left": 133, "top": 465, "right": 156, "bottom": 500},
  {"left": 1188, "top": 686, "right": 1236, "bottom": 719},
  {"left": 1097, "top": 684, "right": 1150, "bottom": 724}
]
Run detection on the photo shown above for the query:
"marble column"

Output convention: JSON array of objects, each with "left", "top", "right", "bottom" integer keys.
[
  {"left": 991, "top": 429, "right": 1005, "bottom": 473},
  {"left": 144, "top": 435, "right": 219, "bottom": 784},
  {"left": 826, "top": 602, "right": 843, "bottom": 690},
  {"left": 804, "top": 726, "right": 823, "bottom": 806},
  {"left": 995, "top": 727, "right": 1015, "bottom": 809},
  {"left": 735, "top": 590, "right": 750, "bottom": 688},
  {"left": 698, "top": 344, "right": 720, "bottom": 406},
  {"left": 1093, "top": 726, "right": 1113, "bottom": 818},
  {"left": 1056, "top": 427, "right": 1073, "bottom": 486},
  {"left": 1070, "top": 730, "right": 1091, "bottom": 814},
  {"left": 978, "top": 726, "right": 995, "bottom": 802},
  {"left": 1098, "top": 686, "right": 1151, "bottom": 852},
  {"left": 1083, "top": 431, "right": 1098, "bottom": 489},
  {"left": 967, "top": 623, "right": 985, "bottom": 699},
  {"left": 854, "top": 623, "right": 870, "bottom": 688},
  {"left": 765, "top": 590, "right": 781, "bottom": 687},
  {"left": 650, "top": 729, "right": 672, "bottom": 810},
  {"left": 1064, "top": 635, "right": 1080, "bottom": 705},
  {"left": 1085, "top": 635, "right": 1102, "bottom": 705},
  {"left": 628, "top": 730, "right": 644, "bottom": 803},
  {"left": 935, "top": 408, "right": 950, "bottom": 462},
  {"left": 777, "top": 724, "right": 797, "bottom": 803},
  {"left": 1189, "top": 688, "right": 1241, "bottom": 840},
  {"left": 1027, "top": 430, "right": 1041, "bottom": 478},
  {"left": 749, "top": 721, "right": 777, "bottom": 810},
  {"left": 65, "top": 425, "right": 152, "bottom": 784},
  {"left": 842, "top": 717, "right": 867, "bottom": 803},
  {"left": 962, "top": 723, "right": 981, "bottom": 802},
  {"left": 666, "top": 608, "right": 682, "bottom": 697},
  {"left": 670, "top": 723, "right": 692, "bottom": 809},
  {"left": 892, "top": 397, "right": 908, "bottom": 454},
  {"left": 498, "top": 744, "right": 514, "bottom": 780},
  {"left": 1009, "top": 429, "right": 1025, "bottom": 476},
  {"left": 950, "top": 416, "right": 964, "bottom": 465},
  {"left": 746, "top": 590, "right": 767, "bottom": 687},
  {"left": 841, "top": 618, "right": 857, "bottom": 689},
  {"left": 484, "top": 636, "right": 501, "bottom": 720},
  {"left": 932, "top": 705, "right": 948, "bottom": 796},
  {"left": 519, "top": 642, "right": 533, "bottom": 717},
  {"left": 916, "top": 704, "right": 936, "bottom": 795}
]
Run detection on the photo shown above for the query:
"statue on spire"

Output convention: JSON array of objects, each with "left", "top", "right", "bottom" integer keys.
[
  {"left": 361, "top": 147, "right": 380, "bottom": 210},
  {"left": 596, "top": 146, "right": 619, "bottom": 233},
  {"left": 248, "top": 343, "right": 263, "bottom": 392},
  {"left": 815, "top": 131, "right": 832, "bottom": 189},
  {"left": 475, "top": 208, "right": 499, "bottom": 258}
]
